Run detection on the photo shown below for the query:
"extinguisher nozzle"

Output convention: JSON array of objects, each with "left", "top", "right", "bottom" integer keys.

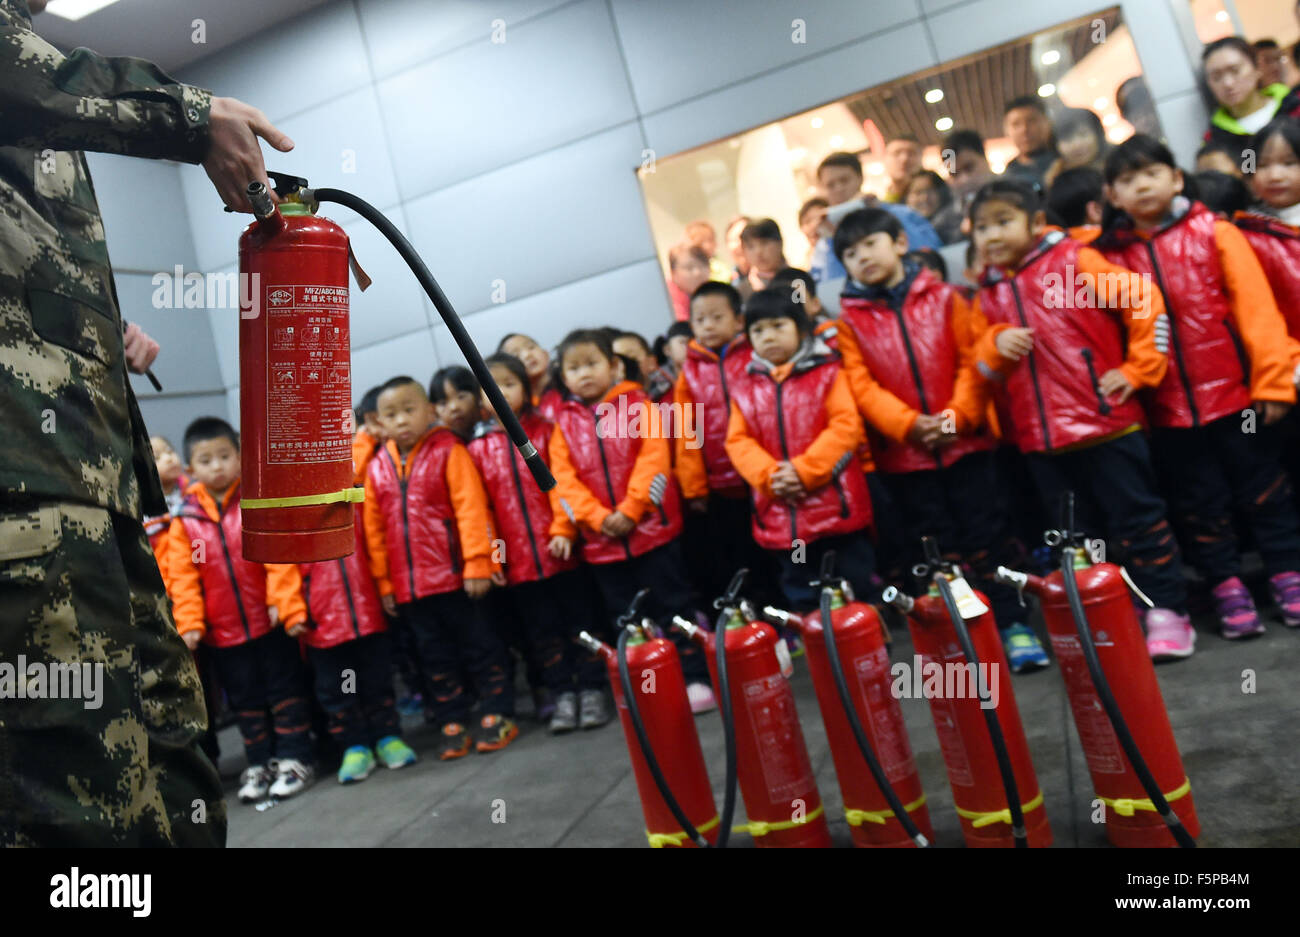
[
  {"left": 881, "top": 585, "right": 914, "bottom": 614},
  {"left": 246, "top": 181, "right": 276, "bottom": 220},
  {"left": 669, "top": 615, "right": 699, "bottom": 639},
  {"left": 575, "top": 631, "right": 604, "bottom": 653}
]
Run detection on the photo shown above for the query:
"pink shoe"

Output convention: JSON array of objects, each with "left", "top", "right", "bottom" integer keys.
[
  {"left": 1268, "top": 571, "right": 1300, "bottom": 628},
  {"left": 1144, "top": 608, "right": 1196, "bottom": 661},
  {"left": 1211, "top": 576, "right": 1264, "bottom": 639},
  {"left": 686, "top": 681, "right": 717, "bottom": 714}
]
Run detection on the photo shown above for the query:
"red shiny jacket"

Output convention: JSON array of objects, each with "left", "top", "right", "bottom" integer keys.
[
  {"left": 1235, "top": 211, "right": 1300, "bottom": 338},
  {"left": 679, "top": 335, "right": 752, "bottom": 493},
  {"left": 300, "top": 508, "right": 387, "bottom": 649}
]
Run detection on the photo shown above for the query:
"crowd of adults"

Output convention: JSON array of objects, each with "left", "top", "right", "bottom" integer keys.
[{"left": 662, "top": 30, "right": 1300, "bottom": 314}]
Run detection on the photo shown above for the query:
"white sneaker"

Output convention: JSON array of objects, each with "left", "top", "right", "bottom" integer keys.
[
  {"left": 268, "top": 758, "right": 315, "bottom": 799},
  {"left": 238, "top": 765, "right": 272, "bottom": 803},
  {"left": 686, "top": 681, "right": 717, "bottom": 714}
]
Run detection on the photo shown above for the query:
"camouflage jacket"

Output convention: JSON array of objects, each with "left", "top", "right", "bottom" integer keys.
[{"left": 0, "top": 0, "right": 212, "bottom": 517}]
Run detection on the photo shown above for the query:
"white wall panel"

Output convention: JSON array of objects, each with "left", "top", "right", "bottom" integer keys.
[
  {"left": 115, "top": 272, "right": 225, "bottom": 394},
  {"left": 376, "top": 0, "right": 637, "bottom": 201},
  {"left": 135, "top": 392, "right": 230, "bottom": 450},
  {"left": 350, "top": 328, "right": 439, "bottom": 401},
  {"left": 88, "top": 154, "right": 199, "bottom": 273}
]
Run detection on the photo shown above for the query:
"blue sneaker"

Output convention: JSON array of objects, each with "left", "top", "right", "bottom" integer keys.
[
  {"left": 337, "top": 745, "right": 376, "bottom": 784},
  {"left": 1001, "top": 623, "right": 1050, "bottom": 673},
  {"left": 375, "top": 735, "right": 417, "bottom": 770}
]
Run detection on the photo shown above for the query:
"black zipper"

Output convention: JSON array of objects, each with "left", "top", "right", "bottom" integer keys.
[
  {"left": 831, "top": 476, "right": 850, "bottom": 518},
  {"left": 890, "top": 297, "right": 944, "bottom": 470},
  {"left": 773, "top": 377, "right": 798, "bottom": 544},
  {"left": 213, "top": 504, "right": 252, "bottom": 641},
  {"left": 1223, "top": 318, "right": 1251, "bottom": 387},
  {"left": 1010, "top": 280, "right": 1052, "bottom": 450},
  {"left": 386, "top": 448, "right": 418, "bottom": 600},
  {"left": 594, "top": 409, "right": 634, "bottom": 560},
  {"left": 1080, "top": 348, "right": 1112, "bottom": 415},
  {"left": 504, "top": 433, "right": 544, "bottom": 578},
  {"left": 443, "top": 519, "right": 462, "bottom": 574},
  {"left": 301, "top": 574, "right": 316, "bottom": 631},
  {"left": 338, "top": 559, "right": 361, "bottom": 637},
  {"left": 1144, "top": 242, "right": 1200, "bottom": 426}
]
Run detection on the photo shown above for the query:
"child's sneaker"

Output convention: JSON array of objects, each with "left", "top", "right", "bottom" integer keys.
[
  {"left": 375, "top": 735, "right": 417, "bottom": 769},
  {"left": 337, "top": 745, "right": 376, "bottom": 784},
  {"left": 474, "top": 714, "right": 519, "bottom": 753},
  {"left": 237, "top": 764, "right": 272, "bottom": 803},
  {"left": 781, "top": 628, "right": 805, "bottom": 659},
  {"left": 1000, "top": 623, "right": 1050, "bottom": 672},
  {"left": 578, "top": 689, "right": 611, "bottom": 729},
  {"left": 686, "top": 681, "right": 717, "bottom": 714},
  {"left": 532, "top": 686, "right": 557, "bottom": 724},
  {"left": 1144, "top": 608, "right": 1196, "bottom": 660},
  {"left": 268, "top": 758, "right": 315, "bottom": 799},
  {"left": 396, "top": 693, "right": 424, "bottom": 718},
  {"left": 438, "top": 722, "right": 472, "bottom": 760},
  {"left": 549, "top": 692, "right": 578, "bottom": 734},
  {"left": 1211, "top": 576, "right": 1264, "bottom": 639},
  {"left": 1268, "top": 571, "right": 1300, "bottom": 627}
]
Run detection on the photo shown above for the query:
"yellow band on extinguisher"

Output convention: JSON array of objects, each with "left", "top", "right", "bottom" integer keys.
[
  {"left": 844, "top": 794, "right": 928, "bottom": 827},
  {"left": 732, "top": 802, "right": 826, "bottom": 837},
  {"left": 1098, "top": 778, "right": 1191, "bottom": 817},
  {"left": 645, "top": 813, "right": 720, "bottom": 848},
  {"left": 240, "top": 487, "right": 365, "bottom": 510},
  {"left": 955, "top": 789, "right": 1044, "bottom": 828}
]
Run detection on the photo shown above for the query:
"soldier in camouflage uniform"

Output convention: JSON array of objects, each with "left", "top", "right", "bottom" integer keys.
[{"left": 0, "top": 0, "right": 294, "bottom": 846}]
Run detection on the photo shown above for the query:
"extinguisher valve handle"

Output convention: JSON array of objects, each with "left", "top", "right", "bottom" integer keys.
[
  {"left": 575, "top": 631, "right": 604, "bottom": 653},
  {"left": 737, "top": 599, "right": 759, "bottom": 622},
  {"left": 995, "top": 566, "right": 1029, "bottom": 608},
  {"left": 670, "top": 615, "right": 699, "bottom": 639},
  {"left": 761, "top": 605, "right": 791, "bottom": 625}
]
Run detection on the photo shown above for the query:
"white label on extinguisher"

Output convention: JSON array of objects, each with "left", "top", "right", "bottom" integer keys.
[
  {"left": 1050, "top": 634, "right": 1125, "bottom": 775},
  {"left": 948, "top": 575, "right": 989, "bottom": 619},
  {"left": 773, "top": 637, "right": 794, "bottom": 678},
  {"left": 923, "top": 653, "right": 974, "bottom": 788},
  {"left": 853, "top": 647, "right": 916, "bottom": 783},
  {"left": 265, "top": 285, "right": 352, "bottom": 465},
  {"left": 743, "top": 672, "right": 816, "bottom": 804}
]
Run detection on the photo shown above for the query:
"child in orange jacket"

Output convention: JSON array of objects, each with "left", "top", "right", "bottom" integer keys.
[
  {"left": 547, "top": 329, "right": 716, "bottom": 712},
  {"left": 362, "top": 376, "right": 518, "bottom": 759},
  {"left": 166, "top": 417, "right": 314, "bottom": 803}
]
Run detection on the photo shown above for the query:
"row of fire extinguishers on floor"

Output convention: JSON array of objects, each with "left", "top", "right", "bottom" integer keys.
[{"left": 578, "top": 492, "right": 1201, "bottom": 849}]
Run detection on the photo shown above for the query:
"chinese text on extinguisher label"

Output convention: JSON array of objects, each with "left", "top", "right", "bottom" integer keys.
[{"left": 266, "top": 285, "right": 352, "bottom": 465}]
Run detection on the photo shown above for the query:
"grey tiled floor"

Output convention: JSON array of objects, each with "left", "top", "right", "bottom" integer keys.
[{"left": 222, "top": 604, "right": 1300, "bottom": 848}]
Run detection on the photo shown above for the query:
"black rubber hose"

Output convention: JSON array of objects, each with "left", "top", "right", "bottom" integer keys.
[
  {"left": 934, "top": 573, "right": 1029, "bottom": 848},
  {"left": 616, "top": 625, "right": 710, "bottom": 848},
  {"left": 1059, "top": 549, "right": 1196, "bottom": 848},
  {"left": 819, "top": 573, "right": 930, "bottom": 847},
  {"left": 312, "top": 187, "right": 554, "bottom": 492},
  {"left": 713, "top": 604, "right": 739, "bottom": 849}
]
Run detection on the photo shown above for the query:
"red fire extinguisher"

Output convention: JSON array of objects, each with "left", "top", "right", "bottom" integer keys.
[
  {"left": 885, "top": 538, "right": 1052, "bottom": 848},
  {"left": 234, "top": 173, "right": 554, "bottom": 564},
  {"left": 996, "top": 496, "right": 1199, "bottom": 848},
  {"left": 578, "top": 590, "right": 719, "bottom": 848},
  {"left": 238, "top": 178, "right": 360, "bottom": 563},
  {"left": 673, "top": 596, "right": 832, "bottom": 848},
  {"left": 768, "top": 562, "right": 933, "bottom": 848}
]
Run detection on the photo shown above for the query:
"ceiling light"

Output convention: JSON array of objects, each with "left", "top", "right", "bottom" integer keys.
[
  {"left": 867, "top": 163, "right": 884, "bottom": 175},
  {"left": 925, "top": 88, "right": 944, "bottom": 104},
  {"left": 1094, "top": 97, "right": 1109, "bottom": 110},
  {"left": 1040, "top": 50, "right": 1061, "bottom": 66},
  {"left": 45, "top": 0, "right": 123, "bottom": 20},
  {"left": 1102, "top": 113, "right": 1118, "bottom": 126},
  {"left": 788, "top": 147, "right": 808, "bottom": 163},
  {"left": 829, "top": 134, "right": 844, "bottom": 148},
  {"left": 935, "top": 116, "right": 954, "bottom": 132},
  {"left": 1215, "top": 10, "right": 1228, "bottom": 22},
  {"left": 811, "top": 116, "right": 824, "bottom": 129},
  {"left": 1037, "top": 83, "right": 1056, "bottom": 98}
]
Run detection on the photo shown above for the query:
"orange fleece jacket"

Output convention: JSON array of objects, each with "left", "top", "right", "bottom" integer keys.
[
  {"left": 548, "top": 380, "right": 672, "bottom": 536},
  {"left": 166, "top": 481, "right": 306, "bottom": 638},
  {"left": 362, "top": 431, "right": 498, "bottom": 597},
  {"left": 837, "top": 288, "right": 990, "bottom": 444},
  {"left": 972, "top": 239, "right": 1169, "bottom": 394},
  {"left": 724, "top": 367, "right": 864, "bottom": 497},
  {"left": 673, "top": 368, "right": 709, "bottom": 500},
  {"left": 352, "top": 427, "right": 382, "bottom": 487}
]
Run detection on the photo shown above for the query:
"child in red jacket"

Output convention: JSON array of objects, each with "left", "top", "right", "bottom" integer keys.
[
  {"left": 363, "top": 376, "right": 517, "bottom": 759},
  {"left": 1095, "top": 134, "right": 1300, "bottom": 639},
  {"left": 724, "top": 289, "right": 876, "bottom": 611},
  {"left": 499, "top": 332, "right": 565, "bottom": 421},
  {"left": 167, "top": 417, "right": 314, "bottom": 803},
  {"left": 548, "top": 329, "right": 716, "bottom": 713},
  {"left": 469, "top": 353, "right": 608, "bottom": 732},
  {"left": 299, "top": 506, "right": 417, "bottom": 785},
  {"left": 833, "top": 207, "right": 1046, "bottom": 671},
  {"left": 965, "top": 178, "right": 1194, "bottom": 660}
]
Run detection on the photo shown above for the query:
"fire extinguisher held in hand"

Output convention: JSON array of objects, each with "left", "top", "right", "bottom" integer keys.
[
  {"left": 765, "top": 554, "right": 933, "bottom": 848},
  {"left": 234, "top": 173, "right": 553, "bottom": 563},
  {"left": 885, "top": 538, "right": 1052, "bottom": 848},
  {"left": 673, "top": 586, "right": 833, "bottom": 848},
  {"left": 996, "top": 494, "right": 1199, "bottom": 848},
  {"left": 577, "top": 589, "right": 719, "bottom": 848},
  {"left": 238, "top": 178, "right": 359, "bottom": 563}
]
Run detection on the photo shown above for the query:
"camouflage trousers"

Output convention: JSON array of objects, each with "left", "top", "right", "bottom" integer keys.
[{"left": 0, "top": 499, "right": 226, "bottom": 846}]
